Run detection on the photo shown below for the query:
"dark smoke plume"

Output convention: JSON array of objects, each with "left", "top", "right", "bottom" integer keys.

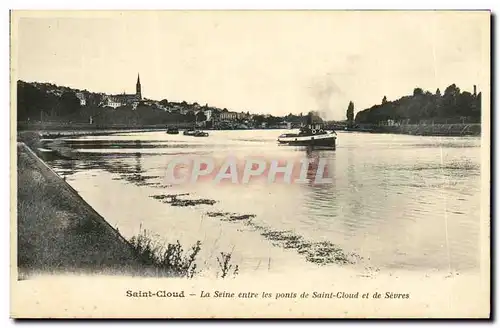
[{"left": 308, "top": 73, "right": 341, "bottom": 121}]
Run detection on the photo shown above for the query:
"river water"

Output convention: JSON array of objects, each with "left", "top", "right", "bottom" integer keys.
[{"left": 44, "top": 130, "right": 482, "bottom": 277}]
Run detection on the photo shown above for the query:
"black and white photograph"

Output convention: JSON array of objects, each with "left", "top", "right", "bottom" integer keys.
[{"left": 10, "top": 10, "right": 490, "bottom": 318}]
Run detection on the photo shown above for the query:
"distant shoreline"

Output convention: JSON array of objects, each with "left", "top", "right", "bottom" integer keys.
[
  {"left": 17, "top": 122, "right": 481, "bottom": 137},
  {"left": 337, "top": 123, "right": 481, "bottom": 137}
]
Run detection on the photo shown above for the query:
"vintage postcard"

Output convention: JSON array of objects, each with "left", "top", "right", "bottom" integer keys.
[{"left": 10, "top": 10, "right": 490, "bottom": 318}]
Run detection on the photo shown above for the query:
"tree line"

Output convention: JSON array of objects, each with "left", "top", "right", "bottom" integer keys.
[
  {"left": 17, "top": 81, "right": 211, "bottom": 125},
  {"left": 349, "top": 84, "right": 481, "bottom": 125},
  {"left": 16, "top": 80, "right": 306, "bottom": 127},
  {"left": 17, "top": 81, "right": 82, "bottom": 121}
]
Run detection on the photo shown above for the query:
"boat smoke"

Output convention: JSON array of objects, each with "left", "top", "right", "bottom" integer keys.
[
  {"left": 309, "top": 73, "right": 341, "bottom": 121},
  {"left": 307, "top": 111, "right": 324, "bottom": 124}
]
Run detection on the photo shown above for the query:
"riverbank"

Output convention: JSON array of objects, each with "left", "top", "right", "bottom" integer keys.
[
  {"left": 19, "top": 121, "right": 482, "bottom": 137},
  {"left": 17, "top": 121, "right": 192, "bottom": 132},
  {"left": 16, "top": 142, "right": 153, "bottom": 278},
  {"left": 18, "top": 126, "right": 166, "bottom": 142},
  {"left": 331, "top": 123, "right": 481, "bottom": 136}
]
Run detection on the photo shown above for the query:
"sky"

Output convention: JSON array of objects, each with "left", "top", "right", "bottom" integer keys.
[{"left": 13, "top": 11, "right": 489, "bottom": 120}]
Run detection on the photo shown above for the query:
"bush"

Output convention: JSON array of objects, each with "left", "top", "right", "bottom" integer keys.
[
  {"left": 129, "top": 230, "right": 201, "bottom": 278},
  {"left": 216, "top": 252, "right": 239, "bottom": 279},
  {"left": 129, "top": 229, "right": 240, "bottom": 278}
]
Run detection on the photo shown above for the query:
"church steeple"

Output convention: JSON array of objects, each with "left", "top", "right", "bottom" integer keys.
[{"left": 136, "top": 73, "right": 142, "bottom": 100}]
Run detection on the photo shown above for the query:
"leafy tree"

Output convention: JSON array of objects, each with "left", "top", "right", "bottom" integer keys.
[
  {"left": 346, "top": 101, "right": 354, "bottom": 124},
  {"left": 86, "top": 93, "right": 104, "bottom": 107},
  {"left": 354, "top": 83, "right": 481, "bottom": 125},
  {"left": 441, "top": 84, "right": 461, "bottom": 117},
  {"left": 413, "top": 88, "right": 424, "bottom": 96},
  {"left": 457, "top": 91, "right": 474, "bottom": 117},
  {"left": 185, "top": 111, "right": 196, "bottom": 122},
  {"left": 59, "top": 92, "right": 81, "bottom": 115},
  {"left": 444, "top": 84, "right": 460, "bottom": 97},
  {"left": 196, "top": 111, "right": 207, "bottom": 122},
  {"left": 252, "top": 115, "right": 265, "bottom": 126}
]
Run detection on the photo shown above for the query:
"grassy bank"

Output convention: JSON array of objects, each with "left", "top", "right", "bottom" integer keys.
[
  {"left": 17, "top": 142, "right": 150, "bottom": 278},
  {"left": 16, "top": 140, "right": 238, "bottom": 278},
  {"left": 17, "top": 141, "right": 207, "bottom": 278}
]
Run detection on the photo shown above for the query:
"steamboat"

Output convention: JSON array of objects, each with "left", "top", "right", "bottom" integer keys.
[{"left": 277, "top": 113, "right": 336, "bottom": 149}]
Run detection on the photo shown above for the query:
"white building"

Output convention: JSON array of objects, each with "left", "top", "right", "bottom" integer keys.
[
  {"left": 75, "top": 92, "right": 86, "bottom": 106},
  {"left": 203, "top": 109, "right": 212, "bottom": 121},
  {"left": 99, "top": 73, "right": 142, "bottom": 109},
  {"left": 219, "top": 111, "right": 238, "bottom": 121},
  {"left": 101, "top": 96, "right": 122, "bottom": 109}
]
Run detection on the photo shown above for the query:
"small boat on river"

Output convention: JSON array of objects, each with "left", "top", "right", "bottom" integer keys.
[
  {"left": 183, "top": 129, "right": 195, "bottom": 136},
  {"left": 166, "top": 127, "right": 179, "bottom": 134},
  {"left": 183, "top": 129, "right": 209, "bottom": 137},
  {"left": 193, "top": 131, "right": 209, "bottom": 137},
  {"left": 277, "top": 113, "right": 336, "bottom": 149}
]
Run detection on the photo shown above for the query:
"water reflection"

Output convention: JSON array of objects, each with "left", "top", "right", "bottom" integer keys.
[
  {"left": 134, "top": 140, "right": 142, "bottom": 174},
  {"left": 43, "top": 131, "right": 482, "bottom": 272},
  {"left": 345, "top": 146, "right": 363, "bottom": 227}
]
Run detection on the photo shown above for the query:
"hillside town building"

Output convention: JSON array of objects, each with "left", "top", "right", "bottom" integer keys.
[{"left": 101, "top": 74, "right": 142, "bottom": 109}]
